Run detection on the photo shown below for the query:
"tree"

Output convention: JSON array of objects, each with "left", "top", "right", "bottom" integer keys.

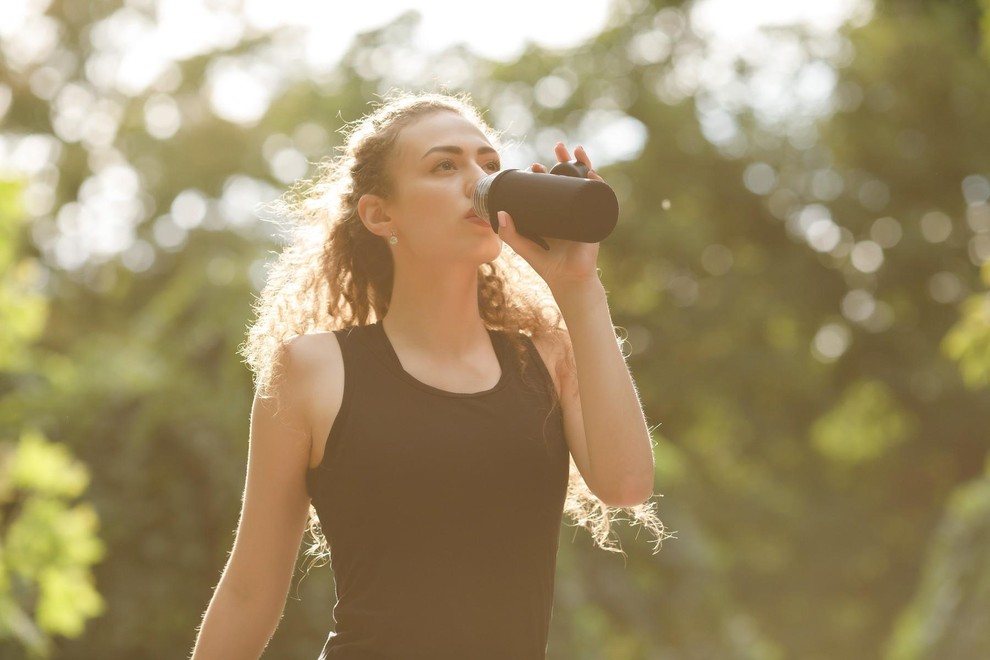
[
  {"left": 887, "top": 261, "right": 990, "bottom": 659},
  {"left": 0, "top": 181, "right": 104, "bottom": 657},
  {"left": 1, "top": 0, "right": 988, "bottom": 657}
]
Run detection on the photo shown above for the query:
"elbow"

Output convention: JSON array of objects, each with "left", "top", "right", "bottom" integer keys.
[
  {"left": 601, "top": 489, "right": 654, "bottom": 509},
  {"left": 595, "top": 476, "right": 655, "bottom": 509}
]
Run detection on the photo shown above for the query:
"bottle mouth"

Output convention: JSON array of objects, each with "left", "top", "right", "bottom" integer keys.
[
  {"left": 472, "top": 172, "right": 498, "bottom": 222},
  {"left": 472, "top": 169, "right": 514, "bottom": 230}
]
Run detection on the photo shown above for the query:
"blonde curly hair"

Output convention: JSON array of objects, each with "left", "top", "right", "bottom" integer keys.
[{"left": 241, "top": 90, "right": 668, "bottom": 556}]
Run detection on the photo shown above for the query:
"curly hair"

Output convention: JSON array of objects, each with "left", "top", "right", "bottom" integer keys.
[{"left": 241, "top": 90, "right": 668, "bottom": 557}]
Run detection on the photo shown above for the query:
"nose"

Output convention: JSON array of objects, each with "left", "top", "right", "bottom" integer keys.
[{"left": 464, "top": 163, "right": 490, "bottom": 197}]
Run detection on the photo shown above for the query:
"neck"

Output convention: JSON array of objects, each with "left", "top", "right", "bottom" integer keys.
[{"left": 382, "top": 262, "right": 488, "bottom": 356}]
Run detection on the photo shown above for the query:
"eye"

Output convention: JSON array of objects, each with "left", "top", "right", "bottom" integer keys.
[
  {"left": 484, "top": 160, "right": 501, "bottom": 173},
  {"left": 432, "top": 159, "right": 456, "bottom": 173}
]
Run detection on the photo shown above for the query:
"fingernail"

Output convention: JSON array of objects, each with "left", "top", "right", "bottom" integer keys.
[{"left": 498, "top": 212, "right": 507, "bottom": 228}]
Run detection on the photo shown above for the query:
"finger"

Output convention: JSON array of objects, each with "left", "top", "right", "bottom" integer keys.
[
  {"left": 574, "top": 144, "right": 594, "bottom": 171},
  {"left": 554, "top": 142, "right": 571, "bottom": 163},
  {"left": 498, "top": 211, "right": 550, "bottom": 254},
  {"left": 497, "top": 211, "right": 523, "bottom": 252},
  {"left": 531, "top": 162, "right": 548, "bottom": 174}
]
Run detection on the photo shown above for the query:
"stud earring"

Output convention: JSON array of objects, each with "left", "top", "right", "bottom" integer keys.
[{"left": 388, "top": 232, "right": 398, "bottom": 246}]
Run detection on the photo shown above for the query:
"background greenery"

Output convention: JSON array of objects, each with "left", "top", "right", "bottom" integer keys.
[{"left": 1, "top": 0, "right": 989, "bottom": 658}]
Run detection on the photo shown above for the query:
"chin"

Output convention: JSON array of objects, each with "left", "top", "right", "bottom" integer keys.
[
  {"left": 477, "top": 235, "right": 504, "bottom": 263},
  {"left": 450, "top": 231, "right": 502, "bottom": 265}
]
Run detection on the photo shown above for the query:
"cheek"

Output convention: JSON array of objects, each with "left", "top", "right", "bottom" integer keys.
[{"left": 394, "top": 181, "right": 456, "bottom": 219}]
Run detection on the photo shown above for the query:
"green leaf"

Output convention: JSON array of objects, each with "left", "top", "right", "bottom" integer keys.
[
  {"left": 36, "top": 567, "right": 104, "bottom": 637},
  {"left": 811, "top": 380, "right": 914, "bottom": 465},
  {"left": 0, "top": 430, "right": 104, "bottom": 647},
  {"left": 8, "top": 430, "right": 90, "bottom": 499},
  {"left": 943, "top": 292, "right": 990, "bottom": 389}
]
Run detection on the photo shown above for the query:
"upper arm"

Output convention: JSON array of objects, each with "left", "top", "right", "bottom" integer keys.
[
  {"left": 193, "top": 335, "right": 344, "bottom": 658},
  {"left": 222, "top": 337, "right": 331, "bottom": 603}
]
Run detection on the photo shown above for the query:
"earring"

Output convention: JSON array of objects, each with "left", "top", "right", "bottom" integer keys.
[{"left": 388, "top": 232, "right": 398, "bottom": 246}]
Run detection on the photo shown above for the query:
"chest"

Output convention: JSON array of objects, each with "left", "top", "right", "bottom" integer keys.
[
  {"left": 353, "top": 391, "right": 561, "bottom": 475},
  {"left": 390, "top": 350, "right": 502, "bottom": 394},
  {"left": 316, "top": 381, "right": 568, "bottom": 527}
]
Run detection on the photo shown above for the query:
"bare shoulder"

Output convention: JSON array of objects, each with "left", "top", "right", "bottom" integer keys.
[
  {"left": 282, "top": 331, "right": 343, "bottom": 376},
  {"left": 281, "top": 331, "right": 345, "bottom": 469}
]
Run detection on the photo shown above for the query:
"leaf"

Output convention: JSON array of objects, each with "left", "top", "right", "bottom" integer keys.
[
  {"left": 811, "top": 380, "right": 914, "bottom": 464},
  {"left": 7, "top": 430, "right": 90, "bottom": 499},
  {"left": 943, "top": 292, "right": 990, "bottom": 389},
  {"left": 0, "top": 430, "right": 104, "bottom": 646},
  {"left": 36, "top": 567, "right": 105, "bottom": 637}
]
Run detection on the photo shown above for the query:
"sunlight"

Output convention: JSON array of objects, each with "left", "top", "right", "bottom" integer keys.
[
  {"left": 692, "top": 0, "right": 873, "bottom": 38},
  {"left": 1, "top": 0, "right": 881, "bottom": 271}
]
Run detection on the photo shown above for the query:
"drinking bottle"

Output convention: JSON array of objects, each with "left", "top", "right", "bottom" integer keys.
[{"left": 472, "top": 161, "right": 618, "bottom": 246}]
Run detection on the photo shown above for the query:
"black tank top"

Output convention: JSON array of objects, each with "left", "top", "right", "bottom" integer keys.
[{"left": 306, "top": 322, "right": 569, "bottom": 660}]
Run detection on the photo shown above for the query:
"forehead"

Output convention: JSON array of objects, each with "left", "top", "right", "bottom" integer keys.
[{"left": 394, "top": 111, "right": 494, "bottom": 158}]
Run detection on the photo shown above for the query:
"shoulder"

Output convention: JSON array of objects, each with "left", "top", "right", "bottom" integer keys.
[
  {"left": 279, "top": 332, "right": 347, "bottom": 467},
  {"left": 275, "top": 331, "right": 345, "bottom": 416},
  {"left": 282, "top": 331, "right": 343, "bottom": 373},
  {"left": 279, "top": 332, "right": 344, "bottom": 398}
]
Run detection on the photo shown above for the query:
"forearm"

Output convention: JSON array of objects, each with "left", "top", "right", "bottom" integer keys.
[
  {"left": 191, "top": 574, "right": 285, "bottom": 660},
  {"left": 554, "top": 279, "right": 655, "bottom": 505}
]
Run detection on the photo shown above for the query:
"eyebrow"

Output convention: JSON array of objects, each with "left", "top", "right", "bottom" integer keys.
[{"left": 421, "top": 145, "right": 498, "bottom": 159}]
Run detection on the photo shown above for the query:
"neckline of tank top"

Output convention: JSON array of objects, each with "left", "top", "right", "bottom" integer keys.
[{"left": 371, "top": 321, "right": 510, "bottom": 399}]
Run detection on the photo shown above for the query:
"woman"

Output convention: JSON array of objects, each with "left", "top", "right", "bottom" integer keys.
[{"left": 191, "top": 91, "right": 665, "bottom": 659}]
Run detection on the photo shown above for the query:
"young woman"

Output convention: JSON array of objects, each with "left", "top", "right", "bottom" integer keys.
[{"left": 191, "top": 91, "right": 665, "bottom": 659}]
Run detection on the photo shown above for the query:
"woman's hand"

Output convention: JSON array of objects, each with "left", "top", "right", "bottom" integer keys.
[{"left": 496, "top": 143, "right": 603, "bottom": 295}]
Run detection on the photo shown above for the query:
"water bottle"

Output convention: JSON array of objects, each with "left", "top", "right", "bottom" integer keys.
[{"left": 472, "top": 160, "right": 619, "bottom": 246}]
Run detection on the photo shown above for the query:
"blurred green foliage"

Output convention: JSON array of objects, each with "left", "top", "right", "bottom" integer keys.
[
  {"left": 811, "top": 380, "right": 914, "bottom": 464},
  {"left": 887, "top": 472, "right": 990, "bottom": 660},
  {"left": 0, "top": 0, "right": 988, "bottom": 658},
  {"left": 0, "top": 183, "right": 46, "bottom": 372},
  {"left": 983, "top": 0, "right": 990, "bottom": 62},
  {"left": 0, "top": 183, "right": 104, "bottom": 657},
  {"left": 943, "top": 263, "right": 990, "bottom": 388}
]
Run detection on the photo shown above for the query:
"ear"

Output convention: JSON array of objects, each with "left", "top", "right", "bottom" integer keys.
[{"left": 357, "top": 193, "right": 393, "bottom": 239}]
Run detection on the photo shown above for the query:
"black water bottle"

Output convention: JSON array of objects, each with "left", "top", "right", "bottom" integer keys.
[{"left": 472, "top": 160, "right": 619, "bottom": 245}]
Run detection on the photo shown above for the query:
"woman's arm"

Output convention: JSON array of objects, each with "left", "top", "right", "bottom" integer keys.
[
  {"left": 191, "top": 342, "right": 320, "bottom": 659},
  {"left": 498, "top": 143, "right": 655, "bottom": 508},
  {"left": 551, "top": 281, "right": 655, "bottom": 508}
]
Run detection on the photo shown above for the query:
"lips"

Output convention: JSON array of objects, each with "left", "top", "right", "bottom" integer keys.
[{"left": 463, "top": 202, "right": 495, "bottom": 231}]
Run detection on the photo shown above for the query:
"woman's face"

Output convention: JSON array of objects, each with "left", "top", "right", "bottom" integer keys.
[{"left": 380, "top": 110, "right": 503, "bottom": 264}]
